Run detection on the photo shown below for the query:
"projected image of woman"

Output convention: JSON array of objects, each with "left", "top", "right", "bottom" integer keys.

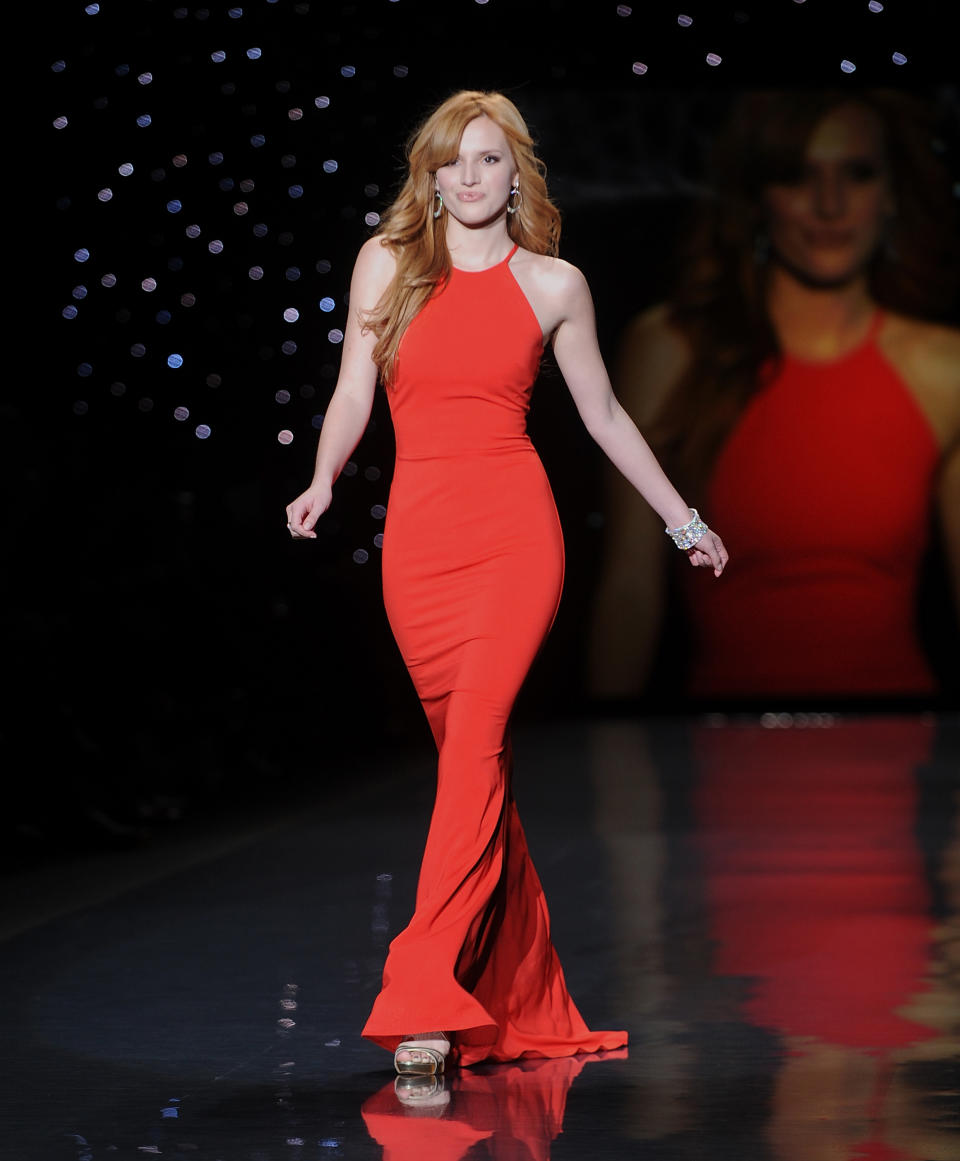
[{"left": 589, "top": 88, "right": 960, "bottom": 705}]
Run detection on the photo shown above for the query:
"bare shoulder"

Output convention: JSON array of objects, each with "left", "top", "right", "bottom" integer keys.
[
  {"left": 881, "top": 312, "right": 960, "bottom": 447},
  {"left": 345, "top": 235, "right": 398, "bottom": 315},
  {"left": 354, "top": 234, "right": 397, "bottom": 280},
  {"left": 612, "top": 302, "right": 692, "bottom": 419},
  {"left": 509, "top": 251, "right": 593, "bottom": 342},
  {"left": 513, "top": 250, "right": 587, "bottom": 297},
  {"left": 619, "top": 303, "right": 691, "bottom": 366}
]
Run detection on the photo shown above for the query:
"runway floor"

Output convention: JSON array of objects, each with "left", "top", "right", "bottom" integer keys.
[{"left": 3, "top": 711, "right": 958, "bottom": 1161}]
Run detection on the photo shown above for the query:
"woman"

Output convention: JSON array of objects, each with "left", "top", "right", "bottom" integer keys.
[
  {"left": 286, "top": 90, "right": 727, "bottom": 1074},
  {"left": 588, "top": 88, "right": 960, "bottom": 706}
]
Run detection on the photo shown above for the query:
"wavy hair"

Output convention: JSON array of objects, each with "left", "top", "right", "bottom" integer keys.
[
  {"left": 649, "top": 87, "right": 959, "bottom": 494},
  {"left": 364, "top": 90, "right": 562, "bottom": 386}
]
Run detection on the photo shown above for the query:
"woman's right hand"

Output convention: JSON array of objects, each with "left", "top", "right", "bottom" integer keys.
[{"left": 286, "top": 483, "right": 333, "bottom": 539}]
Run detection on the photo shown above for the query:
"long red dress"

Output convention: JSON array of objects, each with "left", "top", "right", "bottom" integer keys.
[
  {"left": 361, "top": 245, "right": 626, "bottom": 1066},
  {"left": 683, "top": 311, "right": 941, "bottom": 699}
]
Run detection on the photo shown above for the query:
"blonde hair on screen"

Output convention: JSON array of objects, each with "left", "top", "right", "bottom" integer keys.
[{"left": 364, "top": 90, "right": 561, "bottom": 385}]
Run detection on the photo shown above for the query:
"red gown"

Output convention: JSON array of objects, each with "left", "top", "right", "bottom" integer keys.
[
  {"left": 683, "top": 311, "right": 941, "bottom": 699},
  {"left": 361, "top": 244, "right": 626, "bottom": 1065}
]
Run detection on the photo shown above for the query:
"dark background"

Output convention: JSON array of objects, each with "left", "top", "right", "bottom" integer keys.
[{"left": 11, "top": 0, "right": 958, "bottom": 860}]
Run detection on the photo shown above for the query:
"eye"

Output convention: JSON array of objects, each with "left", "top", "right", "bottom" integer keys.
[
  {"left": 483, "top": 154, "right": 501, "bottom": 164},
  {"left": 764, "top": 161, "right": 806, "bottom": 187},
  {"left": 845, "top": 160, "right": 881, "bottom": 182}
]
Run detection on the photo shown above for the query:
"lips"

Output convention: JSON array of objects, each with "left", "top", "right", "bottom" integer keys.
[{"left": 803, "top": 230, "right": 856, "bottom": 246}]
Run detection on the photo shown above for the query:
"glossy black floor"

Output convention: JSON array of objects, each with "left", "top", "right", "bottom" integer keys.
[{"left": 3, "top": 711, "right": 958, "bottom": 1161}]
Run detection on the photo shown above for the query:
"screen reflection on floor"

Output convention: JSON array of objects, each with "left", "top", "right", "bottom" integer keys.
[
  {"left": 355, "top": 714, "right": 958, "bottom": 1161},
  {"left": 5, "top": 714, "right": 957, "bottom": 1161},
  {"left": 584, "top": 712, "right": 959, "bottom": 1161}
]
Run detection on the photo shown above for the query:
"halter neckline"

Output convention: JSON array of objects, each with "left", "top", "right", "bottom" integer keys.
[
  {"left": 782, "top": 309, "right": 885, "bottom": 367},
  {"left": 450, "top": 243, "right": 520, "bottom": 274}
]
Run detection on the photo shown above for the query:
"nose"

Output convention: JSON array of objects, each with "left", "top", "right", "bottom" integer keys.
[
  {"left": 460, "top": 160, "right": 480, "bottom": 186},
  {"left": 812, "top": 171, "right": 846, "bottom": 219}
]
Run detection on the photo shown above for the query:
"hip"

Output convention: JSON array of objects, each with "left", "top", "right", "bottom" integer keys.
[{"left": 383, "top": 448, "right": 562, "bottom": 559}]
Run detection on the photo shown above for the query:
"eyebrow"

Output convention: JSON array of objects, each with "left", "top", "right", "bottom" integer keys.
[{"left": 803, "top": 152, "right": 884, "bottom": 164}]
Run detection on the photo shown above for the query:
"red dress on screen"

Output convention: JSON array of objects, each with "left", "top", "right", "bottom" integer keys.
[
  {"left": 361, "top": 245, "right": 626, "bottom": 1065},
  {"left": 683, "top": 312, "right": 940, "bottom": 699}
]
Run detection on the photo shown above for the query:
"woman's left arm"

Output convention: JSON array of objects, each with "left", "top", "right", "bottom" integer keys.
[
  {"left": 888, "top": 318, "right": 960, "bottom": 615},
  {"left": 551, "top": 263, "right": 728, "bottom": 576},
  {"left": 938, "top": 441, "right": 960, "bottom": 614}
]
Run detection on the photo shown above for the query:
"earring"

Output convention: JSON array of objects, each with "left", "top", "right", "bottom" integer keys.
[
  {"left": 433, "top": 190, "right": 444, "bottom": 220},
  {"left": 507, "top": 184, "right": 521, "bottom": 215},
  {"left": 881, "top": 210, "right": 900, "bottom": 264}
]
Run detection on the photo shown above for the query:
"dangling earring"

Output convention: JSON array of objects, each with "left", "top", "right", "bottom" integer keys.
[
  {"left": 433, "top": 190, "right": 444, "bottom": 220},
  {"left": 881, "top": 207, "right": 900, "bottom": 264},
  {"left": 507, "top": 183, "right": 522, "bottom": 215}
]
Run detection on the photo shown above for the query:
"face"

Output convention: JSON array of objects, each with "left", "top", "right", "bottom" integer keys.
[
  {"left": 762, "top": 102, "right": 895, "bottom": 288},
  {"left": 434, "top": 115, "right": 519, "bottom": 227}
]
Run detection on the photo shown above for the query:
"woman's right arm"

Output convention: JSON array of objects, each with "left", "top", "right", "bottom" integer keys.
[
  {"left": 286, "top": 237, "right": 396, "bottom": 539},
  {"left": 585, "top": 305, "right": 691, "bottom": 700}
]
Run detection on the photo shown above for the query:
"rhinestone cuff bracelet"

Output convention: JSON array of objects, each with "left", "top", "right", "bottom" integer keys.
[{"left": 665, "top": 508, "right": 708, "bottom": 551}]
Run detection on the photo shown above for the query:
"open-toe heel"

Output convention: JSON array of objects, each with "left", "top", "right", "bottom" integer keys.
[{"left": 393, "top": 1033, "right": 450, "bottom": 1077}]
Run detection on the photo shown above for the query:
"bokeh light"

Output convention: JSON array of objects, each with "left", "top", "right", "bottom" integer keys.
[{"left": 42, "top": 0, "right": 953, "bottom": 599}]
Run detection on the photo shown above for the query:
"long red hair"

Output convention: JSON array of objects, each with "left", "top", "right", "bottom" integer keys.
[{"left": 364, "top": 90, "right": 561, "bottom": 386}]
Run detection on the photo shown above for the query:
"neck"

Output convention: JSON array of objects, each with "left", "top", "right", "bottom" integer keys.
[
  {"left": 445, "top": 218, "right": 513, "bottom": 271},
  {"left": 766, "top": 266, "right": 876, "bottom": 360}
]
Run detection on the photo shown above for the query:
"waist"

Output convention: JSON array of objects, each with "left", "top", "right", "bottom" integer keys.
[
  {"left": 394, "top": 432, "right": 536, "bottom": 461},
  {"left": 685, "top": 564, "right": 935, "bottom": 697},
  {"left": 387, "top": 390, "right": 534, "bottom": 459}
]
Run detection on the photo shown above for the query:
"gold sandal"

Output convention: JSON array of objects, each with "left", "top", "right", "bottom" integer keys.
[{"left": 393, "top": 1033, "right": 450, "bottom": 1077}]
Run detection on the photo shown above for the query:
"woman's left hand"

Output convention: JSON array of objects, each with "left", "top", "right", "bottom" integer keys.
[{"left": 688, "top": 531, "right": 729, "bottom": 578}]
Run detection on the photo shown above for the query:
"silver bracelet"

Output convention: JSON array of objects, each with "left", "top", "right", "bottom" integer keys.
[{"left": 665, "top": 508, "right": 709, "bottom": 551}]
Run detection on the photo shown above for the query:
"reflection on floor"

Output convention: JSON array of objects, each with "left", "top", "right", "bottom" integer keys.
[{"left": 2, "top": 712, "right": 958, "bottom": 1160}]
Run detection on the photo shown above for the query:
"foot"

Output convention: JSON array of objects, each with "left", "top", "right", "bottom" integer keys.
[{"left": 394, "top": 1032, "right": 450, "bottom": 1076}]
